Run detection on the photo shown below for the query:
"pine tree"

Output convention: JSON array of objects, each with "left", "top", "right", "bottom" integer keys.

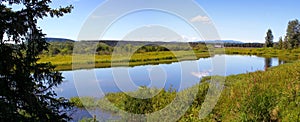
[
  {"left": 0, "top": 0, "right": 73, "bottom": 121},
  {"left": 286, "top": 19, "right": 300, "bottom": 49},
  {"left": 265, "top": 29, "right": 274, "bottom": 47},
  {"left": 278, "top": 36, "right": 283, "bottom": 49},
  {"left": 283, "top": 36, "right": 289, "bottom": 49}
]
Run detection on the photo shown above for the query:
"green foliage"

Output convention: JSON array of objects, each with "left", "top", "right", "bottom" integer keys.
[
  {"left": 38, "top": 46, "right": 300, "bottom": 71},
  {"left": 38, "top": 41, "right": 214, "bottom": 70},
  {"left": 70, "top": 97, "right": 84, "bottom": 108},
  {"left": 0, "top": 0, "right": 73, "bottom": 121},
  {"left": 123, "top": 87, "right": 155, "bottom": 114},
  {"left": 136, "top": 44, "right": 170, "bottom": 53},
  {"left": 206, "top": 61, "right": 300, "bottom": 121},
  {"left": 283, "top": 36, "right": 289, "bottom": 49},
  {"left": 286, "top": 19, "right": 300, "bottom": 49},
  {"left": 265, "top": 29, "right": 274, "bottom": 47},
  {"left": 47, "top": 42, "right": 74, "bottom": 55},
  {"left": 96, "top": 42, "right": 113, "bottom": 55},
  {"left": 240, "top": 86, "right": 277, "bottom": 121},
  {"left": 72, "top": 60, "right": 300, "bottom": 121},
  {"left": 278, "top": 36, "right": 283, "bottom": 49},
  {"left": 47, "top": 41, "right": 205, "bottom": 55}
]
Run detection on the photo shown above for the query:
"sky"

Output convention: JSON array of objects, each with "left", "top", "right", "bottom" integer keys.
[{"left": 7, "top": 0, "right": 300, "bottom": 43}]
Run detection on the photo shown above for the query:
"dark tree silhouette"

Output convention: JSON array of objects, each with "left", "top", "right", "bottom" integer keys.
[
  {"left": 278, "top": 36, "right": 283, "bottom": 49},
  {"left": 0, "top": 0, "right": 73, "bottom": 121},
  {"left": 285, "top": 19, "right": 300, "bottom": 49},
  {"left": 264, "top": 58, "right": 272, "bottom": 70},
  {"left": 265, "top": 29, "right": 274, "bottom": 47}
]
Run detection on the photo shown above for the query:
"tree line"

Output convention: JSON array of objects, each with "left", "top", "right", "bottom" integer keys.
[
  {"left": 46, "top": 41, "right": 208, "bottom": 56},
  {"left": 265, "top": 19, "right": 300, "bottom": 49},
  {"left": 0, "top": 0, "right": 73, "bottom": 121}
]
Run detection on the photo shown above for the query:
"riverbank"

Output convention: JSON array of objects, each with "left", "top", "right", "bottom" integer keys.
[
  {"left": 38, "top": 48, "right": 300, "bottom": 71},
  {"left": 71, "top": 59, "right": 300, "bottom": 121},
  {"left": 38, "top": 50, "right": 211, "bottom": 71},
  {"left": 224, "top": 48, "right": 300, "bottom": 59}
]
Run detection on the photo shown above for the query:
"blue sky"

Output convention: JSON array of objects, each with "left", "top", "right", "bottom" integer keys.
[{"left": 32, "top": 0, "right": 300, "bottom": 42}]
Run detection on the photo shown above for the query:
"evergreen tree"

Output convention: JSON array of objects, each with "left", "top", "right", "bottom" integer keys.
[
  {"left": 265, "top": 29, "right": 274, "bottom": 47},
  {"left": 0, "top": 0, "right": 73, "bottom": 121},
  {"left": 278, "top": 36, "right": 283, "bottom": 49},
  {"left": 286, "top": 19, "right": 300, "bottom": 48},
  {"left": 283, "top": 36, "right": 289, "bottom": 49}
]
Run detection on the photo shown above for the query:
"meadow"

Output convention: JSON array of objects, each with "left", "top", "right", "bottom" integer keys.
[
  {"left": 43, "top": 42, "right": 300, "bottom": 121},
  {"left": 38, "top": 42, "right": 212, "bottom": 70},
  {"left": 71, "top": 58, "right": 300, "bottom": 121},
  {"left": 39, "top": 45, "right": 300, "bottom": 70},
  {"left": 38, "top": 50, "right": 211, "bottom": 70}
]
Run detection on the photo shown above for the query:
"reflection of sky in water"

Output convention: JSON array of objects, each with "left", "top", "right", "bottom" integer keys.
[{"left": 55, "top": 55, "right": 280, "bottom": 98}]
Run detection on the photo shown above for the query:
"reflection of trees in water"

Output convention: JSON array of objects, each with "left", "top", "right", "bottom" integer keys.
[
  {"left": 278, "top": 59, "right": 289, "bottom": 65},
  {"left": 278, "top": 59, "right": 285, "bottom": 65},
  {"left": 265, "top": 58, "right": 290, "bottom": 70},
  {"left": 264, "top": 58, "right": 272, "bottom": 70}
]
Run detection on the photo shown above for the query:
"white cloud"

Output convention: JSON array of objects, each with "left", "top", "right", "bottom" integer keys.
[
  {"left": 190, "top": 15, "right": 212, "bottom": 24},
  {"left": 191, "top": 71, "right": 211, "bottom": 78},
  {"left": 181, "top": 35, "right": 202, "bottom": 41}
]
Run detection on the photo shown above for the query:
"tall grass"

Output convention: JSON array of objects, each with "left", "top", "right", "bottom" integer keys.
[
  {"left": 38, "top": 47, "right": 300, "bottom": 71},
  {"left": 71, "top": 60, "right": 300, "bottom": 121},
  {"left": 38, "top": 51, "right": 211, "bottom": 70}
]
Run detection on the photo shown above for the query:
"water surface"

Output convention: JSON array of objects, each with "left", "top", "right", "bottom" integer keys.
[{"left": 55, "top": 55, "right": 283, "bottom": 98}]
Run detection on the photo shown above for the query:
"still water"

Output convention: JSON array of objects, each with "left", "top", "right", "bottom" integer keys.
[{"left": 55, "top": 55, "right": 284, "bottom": 98}]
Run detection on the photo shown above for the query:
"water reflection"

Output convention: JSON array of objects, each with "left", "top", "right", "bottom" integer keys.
[
  {"left": 264, "top": 58, "right": 272, "bottom": 70},
  {"left": 278, "top": 59, "right": 287, "bottom": 65},
  {"left": 55, "top": 55, "right": 286, "bottom": 98},
  {"left": 57, "top": 55, "right": 292, "bottom": 121}
]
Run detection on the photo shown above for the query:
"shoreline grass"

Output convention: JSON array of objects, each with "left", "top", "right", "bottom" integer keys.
[
  {"left": 70, "top": 59, "right": 300, "bottom": 121},
  {"left": 39, "top": 51, "right": 211, "bottom": 71},
  {"left": 39, "top": 48, "right": 300, "bottom": 71},
  {"left": 64, "top": 47, "right": 300, "bottom": 121}
]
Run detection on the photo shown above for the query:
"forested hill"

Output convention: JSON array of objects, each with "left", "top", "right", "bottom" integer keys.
[
  {"left": 44, "top": 38, "right": 269, "bottom": 49},
  {"left": 45, "top": 37, "right": 75, "bottom": 42},
  {"left": 45, "top": 38, "right": 249, "bottom": 46},
  {"left": 198, "top": 40, "right": 244, "bottom": 44}
]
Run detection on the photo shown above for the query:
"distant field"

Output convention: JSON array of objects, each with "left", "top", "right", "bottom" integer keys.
[
  {"left": 224, "top": 48, "right": 300, "bottom": 60},
  {"left": 71, "top": 60, "right": 300, "bottom": 121},
  {"left": 38, "top": 50, "right": 211, "bottom": 70},
  {"left": 38, "top": 47, "right": 300, "bottom": 70}
]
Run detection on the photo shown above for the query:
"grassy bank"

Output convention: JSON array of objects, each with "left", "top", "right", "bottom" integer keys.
[
  {"left": 38, "top": 47, "right": 300, "bottom": 71},
  {"left": 38, "top": 50, "right": 211, "bottom": 71},
  {"left": 224, "top": 48, "right": 300, "bottom": 60},
  {"left": 71, "top": 60, "right": 300, "bottom": 121}
]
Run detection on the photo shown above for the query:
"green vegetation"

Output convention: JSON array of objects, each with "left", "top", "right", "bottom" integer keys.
[
  {"left": 47, "top": 41, "right": 74, "bottom": 56},
  {"left": 39, "top": 42, "right": 211, "bottom": 70},
  {"left": 66, "top": 18, "right": 300, "bottom": 121},
  {"left": 224, "top": 48, "right": 300, "bottom": 60},
  {"left": 71, "top": 60, "right": 300, "bottom": 121},
  {"left": 269, "top": 19, "right": 300, "bottom": 50},
  {"left": 265, "top": 29, "right": 274, "bottom": 47},
  {"left": 285, "top": 19, "right": 300, "bottom": 49},
  {"left": 1, "top": 0, "right": 299, "bottom": 121},
  {"left": 0, "top": 0, "right": 73, "bottom": 121},
  {"left": 39, "top": 45, "right": 300, "bottom": 70}
]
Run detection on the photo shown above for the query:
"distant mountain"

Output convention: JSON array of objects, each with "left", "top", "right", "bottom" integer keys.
[
  {"left": 45, "top": 37, "right": 75, "bottom": 42},
  {"left": 44, "top": 38, "right": 245, "bottom": 44},
  {"left": 198, "top": 40, "right": 244, "bottom": 44}
]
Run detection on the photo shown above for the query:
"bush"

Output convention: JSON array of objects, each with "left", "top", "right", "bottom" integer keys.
[{"left": 240, "top": 86, "right": 277, "bottom": 121}]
